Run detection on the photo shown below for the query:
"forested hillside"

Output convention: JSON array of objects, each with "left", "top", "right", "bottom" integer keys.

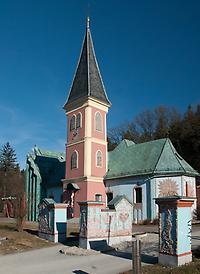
[{"left": 108, "top": 104, "right": 200, "bottom": 175}]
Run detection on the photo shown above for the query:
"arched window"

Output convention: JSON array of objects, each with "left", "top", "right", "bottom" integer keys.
[
  {"left": 96, "top": 150, "right": 102, "bottom": 167},
  {"left": 70, "top": 115, "right": 76, "bottom": 131},
  {"left": 71, "top": 151, "right": 78, "bottom": 169},
  {"left": 76, "top": 112, "right": 82, "bottom": 128},
  {"left": 95, "top": 112, "right": 102, "bottom": 132}
]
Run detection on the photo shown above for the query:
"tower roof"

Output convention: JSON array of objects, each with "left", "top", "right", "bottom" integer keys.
[{"left": 64, "top": 17, "right": 111, "bottom": 110}]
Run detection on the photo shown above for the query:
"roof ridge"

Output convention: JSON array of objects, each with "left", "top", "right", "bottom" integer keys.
[
  {"left": 87, "top": 23, "right": 91, "bottom": 97},
  {"left": 33, "top": 147, "right": 65, "bottom": 160},
  {"left": 168, "top": 139, "right": 186, "bottom": 173},
  {"left": 150, "top": 138, "right": 167, "bottom": 174},
  {"left": 88, "top": 26, "right": 111, "bottom": 104},
  {"left": 135, "top": 138, "right": 167, "bottom": 146}
]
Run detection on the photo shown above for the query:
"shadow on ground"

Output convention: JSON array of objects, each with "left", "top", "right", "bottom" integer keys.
[
  {"left": 24, "top": 229, "right": 38, "bottom": 236},
  {"left": 101, "top": 248, "right": 158, "bottom": 264},
  {"left": 23, "top": 227, "right": 80, "bottom": 246},
  {"left": 73, "top": 271, "right": 89, "bottom": 274}
]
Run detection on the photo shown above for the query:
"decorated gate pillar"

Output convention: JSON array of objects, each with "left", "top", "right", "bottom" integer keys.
[
  {"left": 155, "top": 196, "right": 194, "bottom": 267},
  {"left": 38, "top": 198, "right": 67, "bottom": 243}
]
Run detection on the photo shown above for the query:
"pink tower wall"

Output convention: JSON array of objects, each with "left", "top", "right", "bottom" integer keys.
[
  {"left": 65, "top": 103, "right": 108, "bottom": 218},
  {"left": 72, "top": 180, "right": 107, "bottom": 218},
  {"left": 66, "top": 143, "right": 84, "bottom": 179},
  {"left": 91, "top": 142, "right": 107, "bottom": 178}
]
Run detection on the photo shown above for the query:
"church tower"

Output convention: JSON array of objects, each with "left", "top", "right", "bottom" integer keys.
[{"left": 63, "top": 18, "right": 111, "bottom": 218}]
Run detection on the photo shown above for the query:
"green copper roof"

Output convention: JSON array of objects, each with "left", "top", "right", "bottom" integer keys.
[
  {"left": 26, "top": 153, "right": 41, "bottom": 179},
  {"left": 27, "top": 146, "right": 66, "bottom": 187},
  {"left": 42, "top": 198, "right": 56, "bottom": 205},
  {"left": 106, "top": 138, "right": 199, "bottom": 179},
  {"left": 33, "top": 146, "right": 65, "bottom": 162}
]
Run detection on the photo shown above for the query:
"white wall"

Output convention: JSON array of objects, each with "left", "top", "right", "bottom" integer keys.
[
  {"left": 152, "top": 175, "right": 196, "bottom": 218},
  {"left": 106, "top": 177, "right": 150, "bottom": 221},
  {"left": 106, "top": 174, "right": 197, "bottom": 222}
]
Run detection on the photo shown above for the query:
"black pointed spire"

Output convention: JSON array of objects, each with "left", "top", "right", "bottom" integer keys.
[{"left": 64, "top": 17, "right": 111, "bottom": 110}]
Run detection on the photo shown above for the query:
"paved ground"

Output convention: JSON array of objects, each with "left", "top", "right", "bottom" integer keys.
[
  {"left": 133, "top": 224, "right": 200, "bottom": 249},
  {"left": 0, "top": 244, "right": 132, "bottom": 274},
  {"left": 0, "top": 219, "right": 200, "bottom": 274}
]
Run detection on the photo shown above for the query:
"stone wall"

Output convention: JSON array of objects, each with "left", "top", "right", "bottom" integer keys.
[{"left": 79, "top": 196, "right": 132, "bottom": 249}]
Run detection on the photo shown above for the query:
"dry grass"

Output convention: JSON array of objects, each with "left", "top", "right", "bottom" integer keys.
[
  {"left": 142, "top": 260, "right": 200, "bottom": 274},
  {"left": 120, "top": 258, "right": 200, "bottom": 274},
  {"left": 0, "top": 218, "right": 80, "bottom": 255},
  {"left": 0, "top": 220, "right": 55, "bottom": 255}
]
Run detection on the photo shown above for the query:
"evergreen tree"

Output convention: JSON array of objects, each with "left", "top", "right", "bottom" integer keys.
[{"left": 0, "top": 142, "right": 18, "bottom": 172}]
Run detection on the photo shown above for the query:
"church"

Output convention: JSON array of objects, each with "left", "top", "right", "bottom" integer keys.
[{"left": 25, "top": 18, "right": 198, "bottom": 223}]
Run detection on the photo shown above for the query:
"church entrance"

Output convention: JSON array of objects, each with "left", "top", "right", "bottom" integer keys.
[{"left": 63, "top": 183, "right": 80, "bottom": 219}]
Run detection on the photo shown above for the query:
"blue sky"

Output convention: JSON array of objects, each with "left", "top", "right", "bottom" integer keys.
[{"left": 0, "top": 0, "right": 199, "bottom": 168}]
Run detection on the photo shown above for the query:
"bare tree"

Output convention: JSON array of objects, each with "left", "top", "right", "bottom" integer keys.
[
  {"left": 135, "top": 110, "right": 156, "bottom": 141},
  {"left": 108, "top": 121, "right": 139, "bottom": 151}
]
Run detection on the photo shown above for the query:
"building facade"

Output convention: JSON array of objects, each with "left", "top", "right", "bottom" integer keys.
[{"left": 25, "top": 18, "right": 199, "bottom": 222}]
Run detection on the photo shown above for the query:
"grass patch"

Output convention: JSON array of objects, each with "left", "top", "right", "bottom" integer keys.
[
  {"left": 0, "top": 218, "right": 80, "bottom": 255},
  {"left": 120, "top": 258, "right": 200, "bottom": 274},
  {"left": 0, "top": 223, "right": 16, "bottom": 231},
  {"left": 0, "top": 220, "right": 54, "bottom": 255}
]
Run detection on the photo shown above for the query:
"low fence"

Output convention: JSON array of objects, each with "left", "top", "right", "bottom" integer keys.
[{"left": 79, "top": 195, "right": 133, "bottom": 249}]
